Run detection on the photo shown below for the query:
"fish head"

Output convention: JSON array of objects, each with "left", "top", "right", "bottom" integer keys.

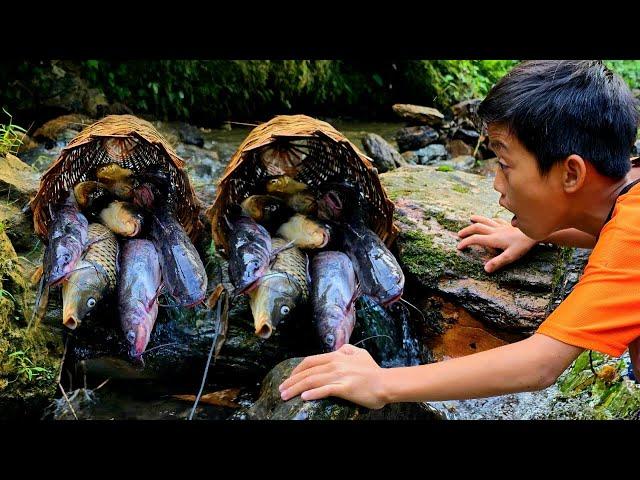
[
  {"left": 61, "top": 263, "right": 107, "bottom": 329},
  {"left": 249, "top": 274, "right": 300, "bottom": 339},
  {"left": 367, "top": 247, "right": 405, "bottom": 306},
  {"left": 317, "top": 306, "right": 353, "bottom": 352},
  {"left": 47, "top": 235, "right": 84, "bottom": 286},
  {"left": 125, "top": 317, "right": 153, "bottom": 359}
]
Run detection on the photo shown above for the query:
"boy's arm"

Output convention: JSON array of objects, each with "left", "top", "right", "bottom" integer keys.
[
  {"left": 279, "top": 334, "right": 583, "bottom": 408},
  {"left": 457, "top": 215, "right": 596, "bottom": 273}
]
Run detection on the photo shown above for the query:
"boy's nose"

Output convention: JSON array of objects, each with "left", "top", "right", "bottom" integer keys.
[{"left": 493, "top": 170, "right": 505, "bottom": 195}]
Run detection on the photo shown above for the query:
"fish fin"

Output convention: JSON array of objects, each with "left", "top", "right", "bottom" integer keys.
[
  {"left": 346, "top": 283, "right": 362, "bottom": 312},
  {"left": 270, "top": 240, "right": 295, "bottom": 260},
  {"left": 28, "top": 275, "right": 49, "bottom": 330},
  {"left": 148, "top": 282, "right": 164, "bottom": 311}
]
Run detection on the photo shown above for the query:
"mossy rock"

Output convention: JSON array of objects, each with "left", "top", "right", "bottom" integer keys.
[{"left": 241, "top": 358, "right": 444, "bottom": 420}]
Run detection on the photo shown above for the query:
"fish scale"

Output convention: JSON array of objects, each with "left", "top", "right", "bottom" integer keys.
[
  {"left": 85, "top": 223, "right": 118, "bottom": 290},
  {"left": 270, "top": 238, "right": 309, "bottom": 301}
]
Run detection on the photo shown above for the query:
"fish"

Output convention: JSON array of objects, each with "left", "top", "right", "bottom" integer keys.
[
  {"left": 118, "top": 239, "right": 162, "bottom": 358},
  {"left": 98, "top": 201, "right": 145, "bottom": 237},
  {"left": 73, "top": 181, "right": 114, "bottom": 220},
  {"left": 132, "top": 166, "right": 172, "bottom": 210},
  {"left": 276, "top": 214, "right": 330, "bottom": 250},
  {"left": 311, "top": 251, "right": 358, "bottom": 352},
  {"left": 248, "top": 238, "right": 309, "bottom": 339},
  {"left": 265, "top": 175, "right": 308, "bottom": 196},
  {"left": 316, "top": 182, "right": 362, "bottom": 222},
  {"left": 240, "top": 195, "right": 293, "bottom": 231},
  {"left": 286, "top": 192, "right": 317, "bottom": 216},
  {"left": 43, "top": 195, "right": 89, "bottom": 287},
  {"left": 149, "top": 209, "right": 207, "bottom": 307},
  {"left": 96, "top": 163, "right": 136, "bottom": 200},
  {"left": 340, "top": 221, "right": 404, "bottom": 307},
  {"left": 227, "top": 214, "right": 273, "bottom": 295},
  {"left": 61, "top": 223, "right": 119, "bottom": 329}
]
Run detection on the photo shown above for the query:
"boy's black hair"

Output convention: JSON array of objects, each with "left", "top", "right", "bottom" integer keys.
[{"left": 478, "top": 60, "right": 639, "bottom": 179}]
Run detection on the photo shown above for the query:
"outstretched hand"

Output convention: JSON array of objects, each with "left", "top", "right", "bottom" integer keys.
[
  {"left": 457, "top": 215, "right": 538, "bottom": 273},
  {"left": 278, "top": 344, "right": 388, "bottom": 410}
]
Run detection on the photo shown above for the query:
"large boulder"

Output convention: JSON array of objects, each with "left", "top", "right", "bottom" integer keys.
[
  {"left": 0, "top": 153, "right": 40, "bottom": 204},
  {"left": 236, "top": 358, "right": 445, "bottom": 420},
  {"left": 361, "top": 133, "right": 403, "bottom": 173},
  {"left": 392, "top": 104, "right": 445, "bottom": 127},
  {"left": 380, "top": 165, "right": 576, "bottom": 360},
  {"left": 394, "top": 126, "right": 439, "bottom": 153},
  {"left": 31, "top": 114, "right": 93, "bottom": 147}
]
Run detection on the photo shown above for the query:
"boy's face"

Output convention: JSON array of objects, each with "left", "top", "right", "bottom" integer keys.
[{"left": 488, "top": 123, "right": 568, "bottom": 241}]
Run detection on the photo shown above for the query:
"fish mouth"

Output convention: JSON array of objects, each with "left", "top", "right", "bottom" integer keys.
[
  {"left": 254, "top": 315, "right": 273, "bottom": 339},
  {"left": 319, "top": 231, "right": 330, "bottom": 248},
  {"left": 63, "top": 314, "right": 80, "bottom": 330}
]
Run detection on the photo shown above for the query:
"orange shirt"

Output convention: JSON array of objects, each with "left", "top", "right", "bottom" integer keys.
[{"left": 537, "top": 182, "right": 640, "bottom": 357}]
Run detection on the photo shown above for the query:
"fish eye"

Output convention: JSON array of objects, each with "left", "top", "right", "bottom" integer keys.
[
  {"left": 86, "top": 297, "right": 96, "bottom": 308},
  {"left": 324, "top": 334, "right": 335, "bottom": 347},
  {"left": 280, "top": 305, "right": 290, "bottom": 316},
  {"left": 126, "top": 331, "right": 136, "bottom": 343}
]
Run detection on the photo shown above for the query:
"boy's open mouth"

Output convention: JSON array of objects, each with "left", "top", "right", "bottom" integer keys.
[{"left": 511, "top": 215, "right": 518, "bottom": 227}]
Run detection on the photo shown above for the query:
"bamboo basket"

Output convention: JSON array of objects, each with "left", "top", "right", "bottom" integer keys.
[
  {"left": 30, "top": 115, "right": 203, "bottom": 242},
  {"left": 206, "top": 114, "right": 399, "bottom": 256}
]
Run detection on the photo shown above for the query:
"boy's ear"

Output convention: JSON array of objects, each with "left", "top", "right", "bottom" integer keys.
[{"left": 562, "top": 154, "right": 587, "bottom": 193}]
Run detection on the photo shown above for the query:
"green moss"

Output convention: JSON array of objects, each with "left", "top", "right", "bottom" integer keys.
[
  {"left": 436, "top": 165, "right": 454, "bottom": 172},
  {"left": 397, "top": 228, "right": 488, "bottom": 287},
  {"left": 433, "top": 211, "right": 468, "bottom": 233},
  {"left": 451, "top": 184, "right": 470, "bottom": 194}
]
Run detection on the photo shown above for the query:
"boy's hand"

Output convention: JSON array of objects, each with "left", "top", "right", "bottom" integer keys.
[
  {"left": 278, "top": 344, "right": 388, "bottom": 410},
  {"left": 457, "top": 215, "right": 538, "bottom": 273}
]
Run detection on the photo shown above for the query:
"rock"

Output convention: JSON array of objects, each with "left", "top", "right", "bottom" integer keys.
[
  {"left": 0, "top": 230, "right": 63, "bottom": 419},
  {"left": 381, "top": 165, "right": 569, "bottom": 339},
  {"left": 239, "top": 358, "right": 445, "bottom": 420},
  {"left": 412, "top": 144, "right": 449, "bottom": 165},
  {"left": 438, "top": 155, "right": 476, "bottom": 172},
  {"left": 394, "top": 126, "right": 439, "bottom": 152},
  {"left": 16, "top": 134, "right": 39, "bottom": 154},
  {"left": 633, "top": 139, "right": 640, "bottom": 156},
  {"left": 452, "top": 127, "right": 481, "bottom": 145},
  {"left": 451, "top": 99, "right": 482, "bottom": 120},
  {"left": 392, "top": 104, "right": 445, "bottom": 127},
  {"left": 0, "top": 153, "right": 40, "bottom": 204},
  {"left": 177, "top": 143, "right": 225, "bottom": 206},
  {"left": 361, "top": 133, "right": 403, "bottom": 173},
  {"left": 401, "top": 151, "right": 419, "bottom": 165},
  {"left": 83, "top": 88, "right": 109, "bottom": 118},
  {"left": 32, "top": 114, "right": 93, "bottom": 146},
  {"left": 98, "top": 102, "right": 134, "bottom": 117},
  {"left": 177, "top": 123, "right": 205, "bottom": 147},
  {"left": 447, "top": 139, "right": 475, "bottom": 157},
  {"left": 0, "top": 201, "right": 33, "bottom": 253},
  {"left": 152, "top": 121, "right": 180, "bottom": 148}
]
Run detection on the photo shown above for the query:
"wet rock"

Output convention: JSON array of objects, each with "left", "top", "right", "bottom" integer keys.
[
  {"left": 633, "top": 139, "right": 640, "bottom": 156},
  {"left": 177, "top": 123, "right": 205, "bottom": 147},
  {"left": 98, "top": 102, "right": 134, "bottom": 116},
  {"left": 0, "top": 153, "right": 40, "bottom": 204},
  {"left": 401, "top": 151, "right": 419, "bottom": 165},
  {"left": 240, "top": 358, "right": 445, "bottom": 420},
  {"left": 177, "top": 143, "right": 226, "bottom": 206},
  {"left": 412, "top": 144, "right": 449, "bottom": 165},
  {"left": 471, "top": 157, "right": 500, "bottom": 177},
  {"left": 447, "top": 139, "right": 474, "bottom": 157},
  {"left": 438, "top": 155, "right": 476, "bottom": 172},
  {"left": 16, "top": 134, "right": 39, "bottom": 154},
  {"left": 0, "top": 201, "right": 34, "bottom": 253},
  {"left": 394, "top": 126, "right": 439, "bottom": 152},
  {"left": 361, "top": 133, "right": 403, "bottom": 173},
  {"left": 451, "top": 99, "right": 482, "bottom": 120},
  {"left": 452, "top": 127, "right": 480, "bottom": 145},
  {"left": 0, "top": 230, "right": 63, "bottom": 419},
  {"left": 392, "top": 104, "right": 445, "bottom": 127},
  {"left": 381, "top": 165, "right": 568, "bottom": 336}
]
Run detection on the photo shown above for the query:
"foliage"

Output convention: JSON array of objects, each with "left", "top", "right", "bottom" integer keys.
[
  {"left": 0, "top": 109, "right": 27, "bottom": 156},
  {"left": 8, "top": 350, "right": 52, "bottom": 382}
]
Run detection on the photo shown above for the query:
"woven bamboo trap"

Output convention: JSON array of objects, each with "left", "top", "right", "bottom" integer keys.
[
  {"left": 207, "top": 114, "right": 399, "bottom": 256},
  {"left": 30, "top": 115, "right": 203, "bottom": 242}
]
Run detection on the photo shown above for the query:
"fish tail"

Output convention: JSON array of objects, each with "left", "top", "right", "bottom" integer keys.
[{"left": 28, "top": 275, "right": 49, "bottom": 330}]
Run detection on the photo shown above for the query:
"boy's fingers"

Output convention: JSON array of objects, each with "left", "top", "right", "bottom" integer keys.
[
  {"left": 470, "top": 215, "right": 500, "bottom": 227},
  {"left": 301, "top": 384, "right": 339, "bottom": 401},
  {"left": 289, "top": 352, "right": 336, "bottom": 376},
  {"left": 484, "top": 249, "right": 516, "bottom": 273},
  {"left": 458, "top": 223, "right": 494, "bottom": 238},
  {"left": 457, "top": 234, "right": 497, "bottom": 251}
]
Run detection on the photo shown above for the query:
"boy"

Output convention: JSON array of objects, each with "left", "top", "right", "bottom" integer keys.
[{"left": 279, "top": 60, "right": 640, "bottom": 409}]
